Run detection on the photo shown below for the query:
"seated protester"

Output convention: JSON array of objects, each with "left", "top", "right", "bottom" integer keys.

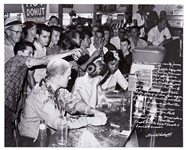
[
  {"left": 118, "top": 38, "right": 133, "bottom": 74},
  {"left": 102, "top": 25, "right": 117, "bottom": 51},
  {"left": 46, "top": 26, "right": 61, "bottom": 55},
  {"left": 72, "top": 60, "right": 109, "bottom": 108},
  {"left": 5, "top": 41, "right": 78, "bottom": 147},
  {"left": 129, "top": 26, "right": 147, "bottom": 51},
  {"left": 100, "top": 50, "right": 128, "bottom": 92},
  {"left": 18, "top": 58, "right": 107, "bottom": 147},
  {"left": 147, "top": 18, "right": 172, "bottom": 46}
]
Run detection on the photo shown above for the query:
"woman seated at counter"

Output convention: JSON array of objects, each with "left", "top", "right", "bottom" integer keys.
[
  {"left": 100, "top": 50, "right": 128, "bottom": 92},
  {"left": 72, "top": 60, "right": 109, "bottom": 108}
]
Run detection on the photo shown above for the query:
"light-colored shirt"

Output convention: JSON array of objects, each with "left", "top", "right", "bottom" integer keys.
[
  {"left": 72, "top": 73, "right": 103, "bottom": 106},
  {"left": 101, "top": 69, "right": 128, "bottom": 92},
  {"left": 87, "top": 43, "right": 108, "bottom": 56},
  {"left": 4, "top": 39, "right": 14, "bottom": 63},
  {"left": 131, "top": 13, "right": 145, "bottom": 37},
  {"left": 33, "top": 41, "right": 47, "bottom": 83},
  {"left": 110, "top": 36, "right": 120, "bottom": 50},
  {"left": 129, "top": 37, "right": 147, "bottom": 51},
  {"left": 147, "top": 26, "right": 172, "bottom": 46},
  {"left": 18, "top": 83, "right": 92, "bottom": 139}
]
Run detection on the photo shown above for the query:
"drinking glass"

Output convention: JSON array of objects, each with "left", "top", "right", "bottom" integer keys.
[{"left": 57, "top": 119, "right": 68, "bottom": 146}]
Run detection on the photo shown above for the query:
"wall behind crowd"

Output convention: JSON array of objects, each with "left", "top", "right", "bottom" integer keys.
[{"left": 133, "top": 4, "right": 183, "bottom": 15}]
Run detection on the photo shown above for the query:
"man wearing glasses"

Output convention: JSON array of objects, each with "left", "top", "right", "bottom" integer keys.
[{"left": 4, "top": 17, "right": 23, "bottom": 63}]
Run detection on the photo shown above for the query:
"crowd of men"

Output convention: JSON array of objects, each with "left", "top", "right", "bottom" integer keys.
[{"left": 4, "top": 5, "right": 183, "bottom": 147}]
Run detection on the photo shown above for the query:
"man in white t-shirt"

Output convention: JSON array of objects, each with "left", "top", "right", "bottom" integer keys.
[
  {"left": 87, "top": 29, "right": 108, "bottom": 59},
  {"left": 33, "top": 24, "right": 51, "bottom": 83},
  {"left": 147, "top": 18, "right": 172, "bottom": 46}
]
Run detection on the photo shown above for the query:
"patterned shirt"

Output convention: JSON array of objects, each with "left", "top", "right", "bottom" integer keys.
[
  {"left": 5, "top": 55, "right": 29, "bottom": 112},
  {"left": 19, "top": 79, "right": 93, "bottom": 139}
]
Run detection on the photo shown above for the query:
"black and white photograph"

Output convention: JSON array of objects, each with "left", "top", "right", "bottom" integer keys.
[{"left": 3, "top": 3, "right": 184, "bottom": 147}]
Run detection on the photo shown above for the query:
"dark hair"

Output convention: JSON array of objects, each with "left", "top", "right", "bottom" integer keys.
[
  {"left": 61, "top": 30, "right": 80, "bottom": 50},
  {"left": 87, "top": 60, "right": 108, "bottom": 78},
  {"left": 49, "top": 15, "right": 60, "bottom": 25},
  {"left": 120, "top": 38, "right": 131, "bottom": 45},
  {"left": 80, "top": 30, "right": 91, "bottom": 40},
  {"left": 103, "top": 50, "right": 118, "bottom": 64},
  {"left": 49, "top": 25, "right": 62, "bottom": 33},
  {"left": 130, "top": 26, "right": 140, "bottom": 32},
  {"left": 102, "top": 25, "right": 112, "bottom": 36},
  {"left": 76, "top": 23, "right": 83, "bottom": 28},
  {"left": 23, "top": 21, "right": 36, "bottom": 36},
  {"left": 66, "top": 30, "right": 79, "bottom": 40},
  {"left": 14, "top": 40, "right": 36, "bottom": 55},
  {"left": 36, "top": 24, "right": 51, "bottom": 35},
  {"left": 95, "top": 29, "right": 104, "bottom": 37}
]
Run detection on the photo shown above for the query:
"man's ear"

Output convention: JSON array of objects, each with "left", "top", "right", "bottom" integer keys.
[
  {"left": 55, "top": 74, "right": 62, "bottom": 81},
  {"left": 5, "top": 29, "right": 11, "bottom": 36}
]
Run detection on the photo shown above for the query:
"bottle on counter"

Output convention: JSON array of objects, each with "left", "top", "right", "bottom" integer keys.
[
  {"left": 57, "top": 116, "right": 68, "bottom": 146},
  {"left": 36, "top": 120, "right": 49, "bottom": 147}
]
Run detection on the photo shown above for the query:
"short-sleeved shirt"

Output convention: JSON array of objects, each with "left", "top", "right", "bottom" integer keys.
[
  {"left": 129, "top": 37, "right": 147, "bottom": 51},
  {"left": 5, "top": 55, "right": 29, "bottom": 112},
  {"left": 147, "top": 26, "right": 172, "bottom": 46},
  {"left": 19, "top": 82, "right": 92, "bottom": 139}
]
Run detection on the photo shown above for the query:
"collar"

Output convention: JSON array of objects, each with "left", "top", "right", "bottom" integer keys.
[
  {"left": 34, "top": 41, "right": 45, "bottom": 49},
  {"left": 39, "top": 78, "right": 61, "bottom": 110}
]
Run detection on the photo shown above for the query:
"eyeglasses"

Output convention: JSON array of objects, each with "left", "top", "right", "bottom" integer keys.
[{"left": 9, "top": 29, "right": 22, "bottom": 35}]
